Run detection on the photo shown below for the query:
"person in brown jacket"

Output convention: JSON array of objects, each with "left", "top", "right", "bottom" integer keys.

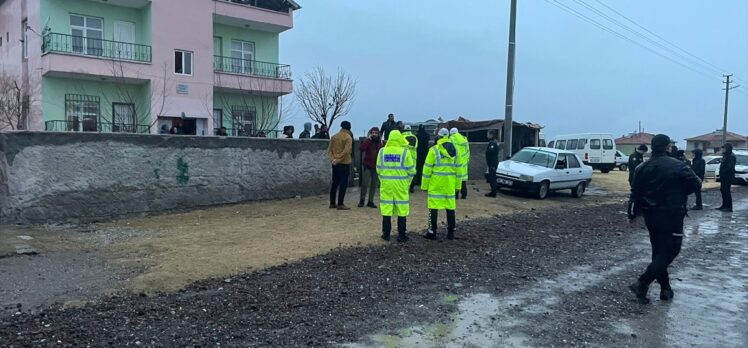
[{"left": 327, "top": 121, "right": 353, "bottom": 210}]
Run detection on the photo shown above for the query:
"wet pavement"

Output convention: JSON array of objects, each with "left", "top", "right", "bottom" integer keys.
[{"left": 0, "top": 188, "right": 745, "bottom": 347}]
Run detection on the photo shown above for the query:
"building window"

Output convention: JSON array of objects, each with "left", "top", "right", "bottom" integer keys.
[
  {"left": 112, "top": 103, "right": 136, "bottom": 133},
  {"left": 70, "top": 14, "right": 103, "bottom": 56},
  {"left": 174, "top": 50, "right": 193, "bottom": 75},
  {"left": 230, "top": 40, "right": 254, "bottom": 74},
  {"left": 231, "top": 105, "right": 256, "bottom": 136},
  {"left": 65, "top": 94, "right": 100, "bottom": 132},
  {"left": 22, "top": 19, "right": 28, "bottom": 59},
  {"left": 213, "top": 108, "right": 223, "bottom": 129}
]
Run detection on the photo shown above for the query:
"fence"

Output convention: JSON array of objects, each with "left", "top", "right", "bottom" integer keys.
[{"left": 42, "top": 32, "right": 152, "bottom": 63}]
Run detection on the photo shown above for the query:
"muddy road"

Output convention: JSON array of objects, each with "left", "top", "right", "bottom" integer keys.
[{"left": 1, "top": 188, "right": 746, "bottom": 347}]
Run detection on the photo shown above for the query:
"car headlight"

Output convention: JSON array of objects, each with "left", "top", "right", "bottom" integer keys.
[{"left": 519, "top": 174, "right": 534, "bottom": 182}]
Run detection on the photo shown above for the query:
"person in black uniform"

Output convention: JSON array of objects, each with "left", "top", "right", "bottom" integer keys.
[
  {"left": 717, "top": 143, "right": 736, "bottom": 212},
  {"left": 484, "top": 130, "right": 500, "bottom": 197},
  {"left": 627, "top": 134, "right": 701, "bottom": 304},
  {"left": 627, "top": 144, "right": 647, "bottom": 187},
  {"left": 690, "top": 149, "right": 706, "bottom": 210}
]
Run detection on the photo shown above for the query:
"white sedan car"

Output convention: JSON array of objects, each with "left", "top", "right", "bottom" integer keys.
[
  {"left": 715, "top": 150, "right": 748, "bottom": 185},
  {"left": 496, "top": 147, "right": 593, "bottom": 199}
]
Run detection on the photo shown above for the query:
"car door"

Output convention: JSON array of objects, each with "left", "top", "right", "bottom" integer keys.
[
  {"left": 550, "top": 154, "right": 573, "bottom": 189},
  {"left": 566, "top": 154, "right": 585, "bottom": 183}
]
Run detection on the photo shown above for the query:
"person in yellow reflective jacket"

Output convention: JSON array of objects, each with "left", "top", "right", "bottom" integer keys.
[
  {"left": 421, "top": 128, "right": 461, "bottom": 240},
  {"left": 377, "top": 130, "right": 417, "bottom": 242},
  {"left": 450, "top": 127, "right": 470, "bottom": 199},
  {"left": 402, "top": 125, "right": 419, "bottom": 193}
]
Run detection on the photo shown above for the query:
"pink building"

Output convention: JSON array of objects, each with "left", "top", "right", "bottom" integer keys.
[{"left": 0, "top": 0, "right": 299, "bottom": 136}]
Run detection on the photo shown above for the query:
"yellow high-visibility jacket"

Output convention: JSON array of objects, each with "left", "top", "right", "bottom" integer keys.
[
  {"left": 421, "top": 137, "right": 461, "bottom": 210},
  {"left": 402, "top": 130, "right": 418, "bottom": 163},
  {"left": 377, "top": 131, "right": 416, "bottom": 217},
  {"left": 450, "top": 132, "right": 470, "bottom": 181}
]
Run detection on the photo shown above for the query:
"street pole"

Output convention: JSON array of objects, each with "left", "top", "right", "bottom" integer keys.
[
  {"left": 721, "top": 74, "right": 739, "bottom": 146},
  {"left": 502, "top": 0, "right": 517, "bottom": 158}
]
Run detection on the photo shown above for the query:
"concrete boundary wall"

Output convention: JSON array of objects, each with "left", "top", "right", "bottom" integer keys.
[{"left": 0, "top": 132, "right": 332, "bottom": 224}]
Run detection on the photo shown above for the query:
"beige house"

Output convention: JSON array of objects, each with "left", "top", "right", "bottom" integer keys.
[{"left": 685, "top": 130, "right": 748, "bottom": 154}]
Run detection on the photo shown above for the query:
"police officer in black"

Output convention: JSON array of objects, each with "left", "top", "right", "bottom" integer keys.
[
  {"left": 717, "top": 143, "right": 737, "bottom": 212},
  {"left": 484, "top": 130, "right": 500, "bottom": 197},
  {"left": 628, "top": 134, "right": 701, "bottom": 304},
  {"left": 690, "top": 149, "right": 706, "bottom": 210},
  {"left": 627, "top": 144, "right": 647, "bottom": 187}
]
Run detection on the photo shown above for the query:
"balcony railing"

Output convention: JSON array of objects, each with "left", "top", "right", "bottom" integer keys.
[
  {"left": 42, "top": 32, "right": 152, "bottom": 63},
  {"left": 45, "top": 120, "right": 151, "bottom": 134},
  {"left": 213, "top": 55, "right": 291, "bottom": 79},
  {"left": 214, "top": 127, "right": 281, "bottom": 138},
  {"left": 219, "top": 0, "right": 294, "bottom": 13}
]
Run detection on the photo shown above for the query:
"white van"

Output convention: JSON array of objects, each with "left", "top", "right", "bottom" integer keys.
[{"left": 548, "top": 133, "right": 617, "bottom": 173}]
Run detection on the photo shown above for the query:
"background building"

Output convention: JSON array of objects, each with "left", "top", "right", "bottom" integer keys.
[
  {"left": 685, "top": 130, "right": 748, "bottom": 154},
  {"left": 614, "top": 132, "right": 656, "bottom": 155},
  {"left": 0, "top": 0, "right": 299, "bottom": 136}
]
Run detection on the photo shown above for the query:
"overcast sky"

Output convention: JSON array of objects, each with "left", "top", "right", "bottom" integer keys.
[{"left": 280, "top": 0, "right": 748, "bottom": 145}]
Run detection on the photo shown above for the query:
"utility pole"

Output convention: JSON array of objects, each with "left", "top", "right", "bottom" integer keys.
[
  {"left": 502, "top": 0, "right": 517, "bottom": 158},
  {"left": 721, "top": 74, "right": 739, "bottom": 146}
]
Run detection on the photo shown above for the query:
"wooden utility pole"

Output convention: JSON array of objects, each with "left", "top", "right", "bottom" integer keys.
[
  {"left": 502, "top": 0, "right": 517, "bottom": 158},
  {"left": 721, "top": 74, "right": 739, "bottom": 146}
]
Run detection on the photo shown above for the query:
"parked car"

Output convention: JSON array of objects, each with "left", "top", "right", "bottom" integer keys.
[
  {"left": 614, "top": 150, "right": 628, "bottom": 171},
  {"left": 547, "top": 133, "right": 617, "bottom": 173},
  {"left": 715, "top": 150, "right": 748, "bottom": 185},
  {"left": 495, "top": 147, "right": 593, "bottom": 199},
  {"left": 704, "top": 155, "right": 721, "bottom": 178}
]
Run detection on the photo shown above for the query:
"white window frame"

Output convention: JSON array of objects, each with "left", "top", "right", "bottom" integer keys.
[
  {"left": 174, "top": 49, "right": 193, "bottom": 76},
  {"left": 230, "top": 39, "right": 254, "bottom": 74},
  {"left": 69, "top": 14, "right": 103, "bottom": 56}
]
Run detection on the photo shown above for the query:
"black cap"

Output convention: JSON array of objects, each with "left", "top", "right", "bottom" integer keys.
[
  {"left": 340, "top": 121, "right": 351, "bottom": 130},
  {"left": 651, "top": 134, "right": 671, "bottom": 154},
  {"left": 637, "top": 144, "right": 648, "bottom": 152}
]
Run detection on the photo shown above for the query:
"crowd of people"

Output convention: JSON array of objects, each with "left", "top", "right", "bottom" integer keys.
[
  {"left": 325, "top": 113, "right": 497, "bottom": 243},
  {"left": 626, "top": 134, "right": 737, "bottom": 304}
]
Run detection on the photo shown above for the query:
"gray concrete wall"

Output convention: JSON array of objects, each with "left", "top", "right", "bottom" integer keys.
[{"left": 0, "top": 132, "right": 332, "bottom": 224}]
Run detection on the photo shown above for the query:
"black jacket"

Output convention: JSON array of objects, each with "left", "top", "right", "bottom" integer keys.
[
  {"left": 719, "top": 153, "right": 737, "bottom": 178},
  {"left": 628, "top": 154, "right": 701, "bottom": 219},
  {"left": 380, "top": 120, "right": 397, "bottom": 140},
  {"left": 486, "top": 139, "right": 500, "bottom": 168},
  {"left": 627, "top": 152, "right": 644, "bottom": 184},
  {"left": 690, "top": 157, "right": 706, "bottom": 180}
]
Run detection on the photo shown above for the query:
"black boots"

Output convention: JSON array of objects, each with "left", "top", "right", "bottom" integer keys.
[
  {"left": 382, "top": 216, "right": 391, "bottom": 241},
  {"left": 447, "top": 229, "right": 455, "bottom": 240},
  {"left": 423, "top": 229, "right": 437, "bottom": 240},
  {"left": 383, "top": 216, "right": 408, "bottom": 242},
  {"left": 660, "top": 287, "right": 674, "bottom": 301},
  {"left": 629, "top": 281, "right": 650, "bottom": 304}
]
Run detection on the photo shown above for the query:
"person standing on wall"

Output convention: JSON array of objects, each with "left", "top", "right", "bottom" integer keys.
[
  {"left": 299, "top": 122, "right": 312, "bottom": 139},
  {"left": 402, "top": 125, "right": 419, "bottom": 193},
  {"left": 628, "top": 144, "right": 648, "bottom": 188},
  {"left": 422, "top": 128, "right": 461, "bottom": 240},
  {"left": 689, "top": 149, "right": 705, "bottom": 210},
  {"left": 414, "top": 125, "right": 430, "bottom": 188},
  {"left": 627, "top": 134, "right": 701, "bottom": 304},
  {"left": 327, "top": 121, "right": 354, "bottom": 210},
  {"left": 484, "top": 130, "right": 500, "bottom": 197},
  {"left": 377, "top": 130, "right": 416, "bottom": 242},
  {"left": 717, "top": 143, "right": 736, "bottom": 212},
  {"left": 380, "top": 113, "right": 397, "bottom": 141},
  {"left": 313, "top": 124, "right": 329, "bottom": 139},
  {"left": 449, "top": 128, "right": 470, "bottom": 199},
  {"left": 358, "top": 127, "right": 383, "bottom": 208}
]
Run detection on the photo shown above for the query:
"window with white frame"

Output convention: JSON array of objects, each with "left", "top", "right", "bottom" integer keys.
[
  {"left": 230, "top": 40, "right": 254, "bottom": 74},
  {"left": 70, "top": 14, "right": 103, "bottom": 56},
  {"left": 174, "top": 50, "right": 193, "bottom": 75},
  {"left": 65, "top": 94, "right": 100, "bottom": 132},
  {"left": 112, "top": 103, "right": 136, "bottom": 133}
]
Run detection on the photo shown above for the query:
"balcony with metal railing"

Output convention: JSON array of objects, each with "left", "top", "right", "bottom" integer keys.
[
  {"left": 42, "top": 32, "right": 152, "bottom": 63},
  {"left": 45, "top": 120, "right": 151, "bottom": 134},
  {"left": 213, "top": 55, "right": 293, "bottom": 95}
]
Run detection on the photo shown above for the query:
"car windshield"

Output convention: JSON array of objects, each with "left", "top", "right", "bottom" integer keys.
[
  {"left": 737, "top": 154, "right": 747, "bottom": 166},
  {"left": 510, "top": 149, "right": 557, "bottom": 168}
]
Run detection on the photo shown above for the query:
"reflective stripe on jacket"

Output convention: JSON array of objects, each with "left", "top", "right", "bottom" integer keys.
[
  {"left": 377, "top": 130, "right": 416, "bottom": 217},
  {"left": 421, "top": 137, "right": 460, "bottom": 210},
  {"left": 450, "top": 132, "right": 470, "bottom": 181}
]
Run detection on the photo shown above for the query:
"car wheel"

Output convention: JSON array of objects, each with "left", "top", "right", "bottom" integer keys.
[
  {"left": 619, "top": 164, "right": 627, "bottom": 172},
  {"left": 572, "top": 181, "right": 586, "bottom": 198},
  {"left": 536, "top": 181, "right": 550, "bottom": 200}
]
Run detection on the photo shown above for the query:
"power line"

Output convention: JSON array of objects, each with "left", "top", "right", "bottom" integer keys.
[{"left": 544, "top": 0, "right": 722, "bottom": 82}]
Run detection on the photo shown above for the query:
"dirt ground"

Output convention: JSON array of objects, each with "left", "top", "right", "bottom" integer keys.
[
  {"left": 0, "top": 170, "right": 725, "bottom": 298},
  {"left": 1, "top": 188, "right": 745, "bottom": 347}
]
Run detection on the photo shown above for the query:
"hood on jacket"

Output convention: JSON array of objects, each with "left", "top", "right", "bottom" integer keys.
[
  {"left": 303, "top": 122, "right": 312, "bottom": 132},
  {"left": 386, "top": 130, "right": 408, "bottom": 148},
  {"left": 437, "top": 137, "right": 457, "bottom": 158},
  {"left": 722, "top": 143, "right": 733, "bottom": 155},
  {"left": 692, "top": 149, "right": 703, "bottom": 159}
]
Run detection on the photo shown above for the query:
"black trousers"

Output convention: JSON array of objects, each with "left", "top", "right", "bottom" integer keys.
[
  {"left": 456, "top": 181, "right": 468, "bottom": 199},
  {"left": 720, "top": 176, "right": 733, "bottom": 209},
  {"left": 382, "top": 216, "right": 407, "bottom": 236},
  {"left": 430, "top": 209, "right": 456, "bottom": 232},
  {"left": 638, "top": 212, "right": 684, "bottom": 288},
  {"left": 330, "top": 164, "right": 350, "bottom": 206},
  {"left": 693, "top": 189, "right": 702, "bottom": 207},
  {"left": 487, "top": 165, "right": 498, "bottom": 194}
]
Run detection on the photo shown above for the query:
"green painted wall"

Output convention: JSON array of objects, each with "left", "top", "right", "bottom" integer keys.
[
  {"left": 42, "top": 76, "right": 151, "bottom": 124},
  {"left": 212, "top": 24, "right": 279, "bottom": 63},
  {"left": 212, "top": 92, "right": 278, "bottom": 130},
  {"left": 41, "top": 0, "right": 151, "bottom": 44}
]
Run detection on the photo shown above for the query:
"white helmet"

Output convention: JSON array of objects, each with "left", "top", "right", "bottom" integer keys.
[
  {"left": 450, "top": 127, "right": 459, "bottom": 135},
  {"left": 438, "top": 128, "right": 450, "bottom": 137},
  {"left": 404, "top": 124, "right": 412, "bottom": 131}
]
